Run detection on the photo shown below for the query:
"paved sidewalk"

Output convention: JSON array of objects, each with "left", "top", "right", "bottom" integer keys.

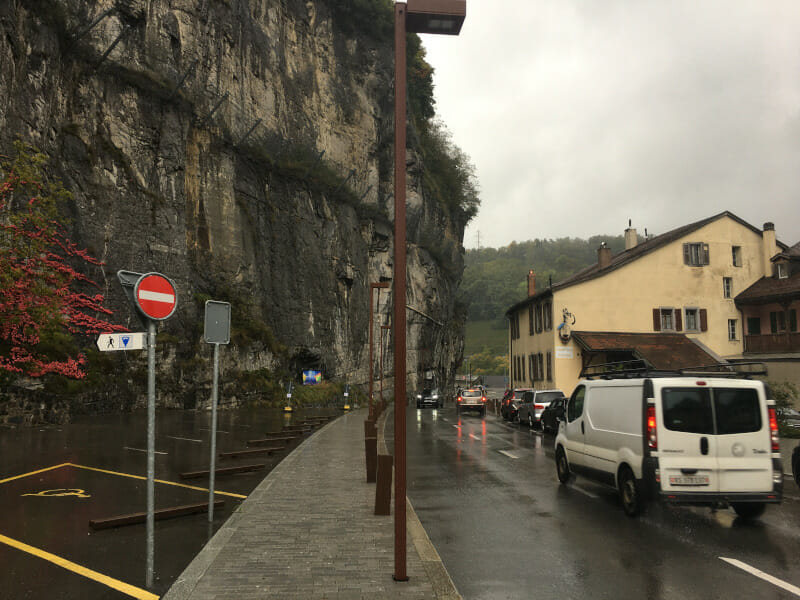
[{"left": 164, "top": 407, "right": 460, "bottom": 600}]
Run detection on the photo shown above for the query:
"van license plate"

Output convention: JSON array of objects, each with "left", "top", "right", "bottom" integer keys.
[{"left": 669, "top": 475, "right": 709, "bottom": 486}]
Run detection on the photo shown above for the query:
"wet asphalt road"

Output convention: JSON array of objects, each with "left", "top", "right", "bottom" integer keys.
[
  {"left": 397, "top": 400, "right": 800, "bottom": 600},
  {"left": 0, "top": 406, "right": 339, "bottom": 599}
]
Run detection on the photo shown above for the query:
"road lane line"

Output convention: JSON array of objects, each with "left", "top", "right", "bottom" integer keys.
[
  {"left": 69, "top": 463, "right": 247, "bottom": 499},
  {"left": 0, "top": 463, "right": 71, "bottom": 485},
  {"left": 167, "top": 436, "right": 203, "bottom": 443},
  {"left": 469, "top": 433, "right": 480, "bottom": 440},
  {"left": 720, "top": 557, "right": 800, "bottom": 597},
  {"left": 499, "top": 450, "right": 520, "bottom": 459},
  {"left": 0, "top": 533, "right": 158, "bottom": 600},
  {"left": 572, "top": 485, "right": 599, "bottom": 499}
]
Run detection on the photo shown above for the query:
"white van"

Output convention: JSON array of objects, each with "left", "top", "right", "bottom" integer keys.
[{"left": 554, "top": 372, "right": 783, "bottom": 518}]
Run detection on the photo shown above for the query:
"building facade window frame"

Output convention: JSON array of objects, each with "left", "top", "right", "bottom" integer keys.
[
  {"left": 732, "top": 245, "right": 742, "bottom": 267},
  {"left": 684, "top": 307, "right": 700, "bottom": 332},
  {"left": 728, "top": 319, "right": 738, "bottom": 341},
  {"left": 683, "top": 242, "right": 710, "bottom": 266},
  {"left": 723, "top": 277, "right": 733, "bottom": 299}
]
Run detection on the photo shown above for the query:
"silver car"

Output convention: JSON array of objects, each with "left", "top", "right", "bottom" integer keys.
[{"left": 516, "top": 389, "right": 564, "bottom": 428}]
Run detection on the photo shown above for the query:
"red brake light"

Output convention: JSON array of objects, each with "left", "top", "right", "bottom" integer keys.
[
  {"left": 768, "top": 407, "right": 779, "bottom": 452},
  {"left": 457, "top": 396, "right": 462, "bottom": 403},
  {"left": 696, "top": 381, "right": 707, "bottom": 386},
  {"left": 647, "top": 405, "right": 657, "bottom": 450},
  {"left": 535, "top": 404, "right": 544, "bottom": 410},
  {"left": 482, "top": 396, "right": 487, "bottom": 403}
]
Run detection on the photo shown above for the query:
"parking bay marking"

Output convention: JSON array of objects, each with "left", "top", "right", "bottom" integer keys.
[
  {"left": 124, "top": 447, "right": 168, "bottom": 455},
  {"left": 167, "top": 436, "right": 203, "bottom": 443},
  {"left": 499, "top": 450, "right": 520, "bottom": 459},
  {"left": 720, "top": 557, "right": 800, "bottom": 597},
  {"left": 0, "top": 533, "right": 158, "bottom": 600}
]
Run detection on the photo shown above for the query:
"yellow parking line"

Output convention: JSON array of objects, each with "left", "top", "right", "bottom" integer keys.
[
  {"left": 0, "top": 463, "right": 71, "bottom": 485},
  {"left": 0, "top": 533, "right": 159, "bottom": 600},
  {"left": 69, "top": 464, "right": 247, "bottom": 499}
]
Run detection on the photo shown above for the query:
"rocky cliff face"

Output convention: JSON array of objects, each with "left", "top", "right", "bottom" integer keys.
[{"left": 0, "top": 0, "right": 466, "bottom": 413}]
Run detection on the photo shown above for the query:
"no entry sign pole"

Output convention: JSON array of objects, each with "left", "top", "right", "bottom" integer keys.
[{"left": 118, "top": 271, "right": 177, "bottom": 590}]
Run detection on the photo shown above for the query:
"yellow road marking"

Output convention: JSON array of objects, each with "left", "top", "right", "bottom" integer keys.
[
  {"left": 0, "top": 533, "right": 159, "bottom": 600},
  {"left": 22, "top": 488, "right": 91, "bottom": 498},
  {"left": 70, "top": 464, "right": 248, "bottom": 499},
  {"left": 0, "top": 463, "right": 72, "bottom": 485}
]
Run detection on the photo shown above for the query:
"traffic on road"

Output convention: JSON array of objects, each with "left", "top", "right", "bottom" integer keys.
[{"left": 402, "top": 390, "right": 800, "bottom": 600}]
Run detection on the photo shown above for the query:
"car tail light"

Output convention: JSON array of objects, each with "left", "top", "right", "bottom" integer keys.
[
  {"left": 535, "top": 404, "right": 544, "bottom": 410},
  {"left": 481, "top": 395, "right": 487, "bottom": 403},
  {"left": 647, "top": 405, "right": 657, "bottom": 450},
  {"left": 768, "top": 407, "right": 779, "bottom": 452},
  {"left": 457, "top": 396, "right": 462, "bottom": 403}
]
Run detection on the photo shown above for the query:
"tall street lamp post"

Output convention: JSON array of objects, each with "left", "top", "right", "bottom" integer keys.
[
  {"left": 393, "top": 0, "right": 465, "bottom": 582},
  {"left": 370, "top": 282, "right": 390, "bottom": 421}
]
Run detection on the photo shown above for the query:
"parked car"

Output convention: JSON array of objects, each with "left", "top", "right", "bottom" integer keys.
[
  {"left": 777, "top": 407, "right": 800, "bottom": 430},
  {"left": 540, "top": 396, "right": 566, "bottom": 434},
  {"left": 555, "top": 373, "right": 783, "bottom": 518},
  {"left": 793, "top": 444, "right": 800, "bottom": 489},
  {"left": 501, "top": 388, "right": 533, "bottom": 421},
  {"left": 416, "top": 388, "right": 442, "bottom": 409},
  {"left": 457, "top": 388, "right": 487, "bottom": 416},
  {"left": 517, "top": 389, "right": 564, "bottom": 428}
]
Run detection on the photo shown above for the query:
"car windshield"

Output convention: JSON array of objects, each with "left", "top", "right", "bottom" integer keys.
[
  {"left": 463, "top": 390, "right": 482, "bottom": 398},
  {"left": 537, "top": 392, "right": 563, "bottom": 403},
  {"left": 422, "top": 389, "right": 433, "bottom": 395}
]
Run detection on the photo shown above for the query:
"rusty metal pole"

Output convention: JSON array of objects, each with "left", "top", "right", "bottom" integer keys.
[
  {"left": 393, "top": 1, "right": 408, "bottom": 582},
  {"left": 369, "top": 284, "right": 375, "bottom": 421}
]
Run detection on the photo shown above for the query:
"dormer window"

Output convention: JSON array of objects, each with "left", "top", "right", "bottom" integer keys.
[{"left": 776, "top": 262, "right": 788, "bottom": 279}]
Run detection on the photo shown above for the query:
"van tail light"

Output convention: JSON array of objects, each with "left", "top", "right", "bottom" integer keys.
[
  {"left": 768, "top": 407, "right": 779, "bottom": 452},
  {"left": 647, "top": 405, "right": 657, "bottom": 450}
]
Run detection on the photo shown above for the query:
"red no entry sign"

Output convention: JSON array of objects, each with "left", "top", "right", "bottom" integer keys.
[{"left": 134, "top": 273, "right": 177, "bottom": 320}]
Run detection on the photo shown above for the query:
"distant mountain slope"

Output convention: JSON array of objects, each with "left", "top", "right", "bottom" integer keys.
[{"left": 460, "top": 235, "right": 628, "bottom": 324}]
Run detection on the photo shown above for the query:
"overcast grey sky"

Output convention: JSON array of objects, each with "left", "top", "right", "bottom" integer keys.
[{"left": 421, "top": 1, "right": 800, "bottom": 250}]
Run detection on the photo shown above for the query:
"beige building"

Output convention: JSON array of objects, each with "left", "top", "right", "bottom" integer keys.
[{"left": 506, "top": 212, "right": 787, "bottom": 396}]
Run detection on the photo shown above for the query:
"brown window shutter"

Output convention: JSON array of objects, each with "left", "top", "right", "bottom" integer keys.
[
  {"left": 700, "top": 309, "right": 708, "bottom": 332},
  {"left": 702, "top": 244, "right": 710, "bottom": 265},
  {"left": 675, "top": 310, "right": 682, "bottom": 332},
  {"left": 683, "top": 244, "right": 690, "bottom": 265},
  {"left": 653, "top": 308, "right": 661, "bottom": 331}
]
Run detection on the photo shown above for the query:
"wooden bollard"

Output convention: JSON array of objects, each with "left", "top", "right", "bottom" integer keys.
[
  {"left": 374, "top": 454, "right": 392, "bottom": 515},
  {"left": 364, "top": 419, "right": 377, "bottom": 483}
]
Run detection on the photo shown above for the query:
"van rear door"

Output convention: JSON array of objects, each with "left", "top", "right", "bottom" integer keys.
[
  {"left": 712, "top": 384, "right": 772, "bottom": 493},
  {"left": 656, "top": 382, "right": 772, "bottom": 494},
  {"left": 657, "top": 385, "right": 719, "bottom": 492}
]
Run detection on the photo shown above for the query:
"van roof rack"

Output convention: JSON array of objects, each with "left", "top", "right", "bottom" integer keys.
[{"left": 583, "top": 360, "right": 767, "bottom": 380}]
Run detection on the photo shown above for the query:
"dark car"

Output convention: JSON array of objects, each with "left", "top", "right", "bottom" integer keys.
[
  {"left": 793, "top": 444, "right": 800, "bottom": 489},
  {"left": 540, "top": 396, "right": 566, "bottom": 433},
  {"left": 501, "top": 388, "right": 533, "bottom": 421},
  {"left": 416, "top": 388, "right": 442, "bottom": 409},
  {"left": 517, "top": 389, "right": 564, "bottom": 428}
]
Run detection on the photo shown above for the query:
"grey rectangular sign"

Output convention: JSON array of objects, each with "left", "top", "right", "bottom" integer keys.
[{"left": 204, "top": 300, "right": 231, "bottom": 344}]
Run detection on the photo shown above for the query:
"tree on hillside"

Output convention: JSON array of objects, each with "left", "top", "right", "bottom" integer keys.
[{"left": 0, "top": 141, "right": 125, "bottom": 379}]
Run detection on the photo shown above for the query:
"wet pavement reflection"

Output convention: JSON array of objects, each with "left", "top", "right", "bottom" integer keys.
[{"left": 0, "top": 406, "right": 340, "bottom": 598}]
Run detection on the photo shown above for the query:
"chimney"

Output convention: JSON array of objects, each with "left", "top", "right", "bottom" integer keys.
[
  {"left": 527, "top": 270, "right": 536, "bottom": 296},
  {"left": 624, "top": 219, "right": 638, "bottom": 250},
  {"left": 762, "top": 222, "right": 777, "bottom": 276},
  {"left": 597, "top": 242, "right": 612, "bottom": 269}
]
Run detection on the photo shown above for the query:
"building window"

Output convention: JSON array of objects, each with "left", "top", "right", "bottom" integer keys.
[
  {"left": 746, "top": 317, "right": 761, "bottom": 336},
  {"left": 723, "top": 277, "right": 732, "bottom": 299},
  {"left": 770, "top": 311, "right": 786, "bottom": 334},
  {"left": 543, "top": 302, "right": 552, "bottom": 331},
  {"left": 660, "top": 308, "right": 675, "bottom": 331},
  {"left": 529, "top": 354, "right": 536, "bottom": 381},
  {"left": 546, "top": 352, "right": 552, "bottom": 381},
  {"left": 511, "top": 313, "right": 520, "bottom": 340},
  {"left": 792, "top": 309, "right": 798, "bottom": 333},
  {"left": 683, "top": 242, "right": 709, "bottom": 266},
  {"left": 528, "top": 305, "right": 535, "bottom": 336},
  {"left": 537, "top": 353, "right": 544, "bottom": 380},
  {"left": 776, "top": 263, "right": 788, "bottom": 279},
  {"left": 728, "top": 319, "right": 738, "bottom": 341},
  {"left": 732, "top": 246, "right": 742, "bottom": 267},
  {"left": 535, "top": 304, "right": 543, "bottom": 333},
  {"left": 685, "top": 308, "right": 700, "bottom": 332}
]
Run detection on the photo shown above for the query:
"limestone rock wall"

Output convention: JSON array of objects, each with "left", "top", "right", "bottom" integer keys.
[{"left": 0, "top": 0, "right": 466, "bottom": 414}]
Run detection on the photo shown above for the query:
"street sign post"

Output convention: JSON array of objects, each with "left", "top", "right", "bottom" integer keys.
[
  {"left": 203, "top": 301, "right": 231, "bottom": 523},
  {"left": 116, "top": 270, "right": 178, "bottom": 589},
  {"left": 96, "top": 332, "right": 146, "bottom": 351}
]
